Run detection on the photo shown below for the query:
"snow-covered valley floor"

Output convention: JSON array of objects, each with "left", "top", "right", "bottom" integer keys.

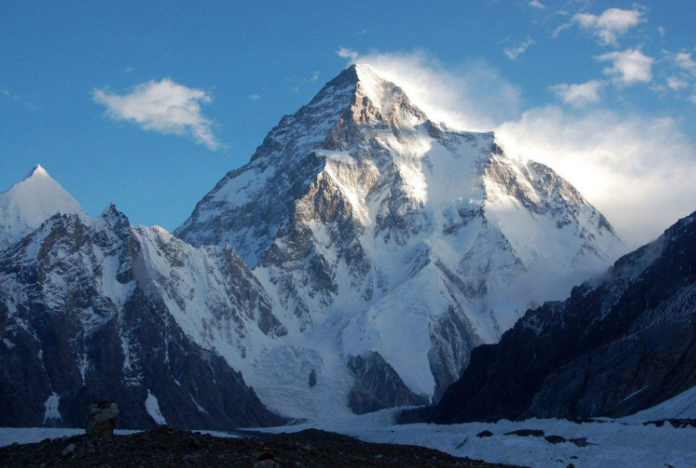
[
  {"left": 254, "top": 408, "right": 696, "bottom": 468},
  {"left": 1, "top": 409, "right": 694, "bottom": 467}
]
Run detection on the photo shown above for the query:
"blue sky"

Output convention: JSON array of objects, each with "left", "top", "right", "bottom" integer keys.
[{"left": 1, "top": 0, "right": 695, "bottom": 246}]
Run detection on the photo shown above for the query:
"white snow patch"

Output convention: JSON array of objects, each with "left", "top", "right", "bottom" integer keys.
[
  {"left": 42, "top": 393, "right": 62, "bottom": 424},
  {"left": 190, "top": 394, "right": 209, "bottom": 415},
  {"left": 145, "top": 390, "right": 166, "bottom": 426}
]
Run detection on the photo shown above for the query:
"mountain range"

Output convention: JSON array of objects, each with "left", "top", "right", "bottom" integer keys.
[{"left": 0, "top": 64, "right": 644, "bottom": 429}]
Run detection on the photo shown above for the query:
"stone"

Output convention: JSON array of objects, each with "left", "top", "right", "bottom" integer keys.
[
  {"left": 257, "top": 451, "right": 275, "bottom": 461},
  {"left": 476, "top": 430, "right": 493, "bottom": 438},
  {"left": 86, "top": 401, "right": 119, "bottom": 438},
  {"left": 61, "top": 444, "right": 75, "bottom": 457},
  {"left": 301, "top": 443, "right": 316, "bottom": 454},
  {"left": 188, "top": 434, "right": 204, "bottom": 449}
]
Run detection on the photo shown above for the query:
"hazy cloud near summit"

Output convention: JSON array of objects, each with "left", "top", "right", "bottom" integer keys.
[
  {"left": 497, "top": 108, "right": 696, "bottom": 247},
  {"left": 93, "top": 79, "right": 221, "bottom": 150},
  {"left": 337, "top": 49, "right": 696, "bottom": 247},
  {"left": 338, "top": 49, "right": 522, "bottom": 131}
]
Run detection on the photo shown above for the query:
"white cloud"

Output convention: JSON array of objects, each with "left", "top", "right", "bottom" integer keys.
[
  {"left": 93, "top": 79, "right": 221, "bottom": 150},
  {"left": 497, "top": 107, "right": 696, "bottom": 247},
  {"left": 529, "top": 0, "right": 545, "bottom": 9},
  {"left": 549, "top": 80, "right": 604, "bottom": 107},
  {"left": 0, "top": 87, "right": 9, "bottom": 96},
  {"left": 338, "top": 49, "right": 521, "bottom": 131},
  {"left": 674, "top": 52, "right": 696, "bottom": 74},
  {"left": 570, "top": 8, "right": 644, "bottom": 46},
  {"left": 597, "top": 49, "right": 654, "bottom": 85},
  {"left": 304, "top": 71, "right": 321, "bottom": 83},
  {"left": 249, "top": 94, "right": 262, "bottom": 101},
  {"left": 337, "top": 47, "right": 359, "bottom": 61},
  {"left": 504, "top": 38, "right": 536, "bottom": 60},
  {"left": 667, "top": 76, "right": 689, "bottom": 91}
]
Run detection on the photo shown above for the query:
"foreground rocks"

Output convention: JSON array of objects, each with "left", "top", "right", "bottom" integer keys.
[{"left": 0, "top": 426, "right": 520, "bottom": 467}]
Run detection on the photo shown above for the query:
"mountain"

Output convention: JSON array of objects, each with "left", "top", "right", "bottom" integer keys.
[
  {"left": 0, "top": 165, "right": 83, "bottom": 251},
  {"left": 175, "top": 64, "right": 626, "bottom": 418},
  {"left": 0, "top": 201, "right": 284, "bottom": 429},
  {"left": 431, "top": 210, "right": 696, "bottom": 424}
]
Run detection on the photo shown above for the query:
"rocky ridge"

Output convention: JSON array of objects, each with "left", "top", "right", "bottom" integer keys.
[
  {"left": 431, "top": 210, "right": 696, "bottom": 423},
  {"left": 0, "top": 200, "right": 283, "bottom": 429}
]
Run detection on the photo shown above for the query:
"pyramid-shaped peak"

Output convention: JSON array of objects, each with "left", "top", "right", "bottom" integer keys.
[
  {"left": 0, "top": 165, "right": 84, "bottom": 249},
  {"left": 25, "top": 164, "right": 50, "bottom": 180},
  {"left": 317, "top": 63, "right": 426, "bottom": 127},
  {"left": 100, "top": 201, "right": 119, "bottom": 217}
]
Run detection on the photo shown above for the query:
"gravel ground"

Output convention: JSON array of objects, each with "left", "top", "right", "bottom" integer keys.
[{"left": 0, "top": 425, "right": 524, "bottom": 467}]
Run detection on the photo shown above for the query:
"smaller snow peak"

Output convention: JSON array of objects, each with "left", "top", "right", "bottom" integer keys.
[
  {"left": 100, "top": 202, "right": 119, "bottom": 217},
  {"left": 99, "top": 202, "right": 130, "bottom": 228},
  {"left": 0, "top": 165, "right": 84, "bottom": 249},
  {"left": 26, "top": 164, "right": 49, "bottom": 180}
]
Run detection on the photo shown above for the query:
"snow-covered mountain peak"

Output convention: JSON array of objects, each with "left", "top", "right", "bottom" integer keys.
[
  {"left": 0, "top": 165, "right": 84, "bottom": 250},
  {"left": 24, "top": 164, "right": 49, "bottom": 180},
  {"left": 173, "top": 67, "right": 627, "bottom": 418}
]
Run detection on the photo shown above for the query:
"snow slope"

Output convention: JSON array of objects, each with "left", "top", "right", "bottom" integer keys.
[
  {"left": 623, "top": 385, "right": 696, "bottom": 422},
  {"left": 0, "top": 165, "right": 83, "bottom": 250}
]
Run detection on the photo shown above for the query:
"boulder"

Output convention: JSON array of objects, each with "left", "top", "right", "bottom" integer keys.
[{"left": 86, "top": 401, "right": 119, "bottom": 438}]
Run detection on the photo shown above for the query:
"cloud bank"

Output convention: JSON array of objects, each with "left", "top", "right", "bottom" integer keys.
[
  {"left": 93, "top": 79, "right": 221, "bottom": 150},
  {"left": 497, "top": 108, "right": 696, "bottom": 247}
]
